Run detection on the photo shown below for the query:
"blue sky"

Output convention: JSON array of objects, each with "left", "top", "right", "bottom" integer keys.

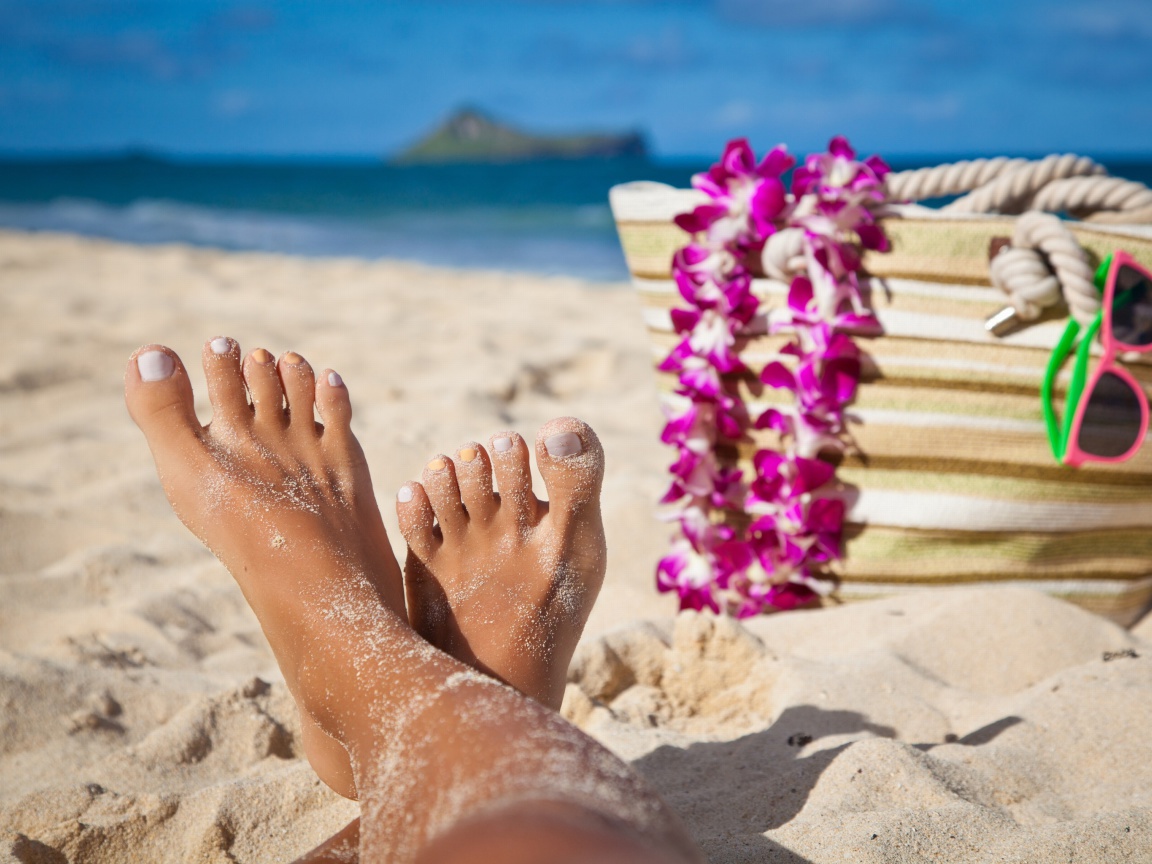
[{"left": 2, "top": 0, "right": 1150, "bottom": 159}]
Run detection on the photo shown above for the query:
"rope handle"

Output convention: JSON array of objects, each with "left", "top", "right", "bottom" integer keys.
[{"left": 882, "top": 155, "right": 1152, "bottom": 333}]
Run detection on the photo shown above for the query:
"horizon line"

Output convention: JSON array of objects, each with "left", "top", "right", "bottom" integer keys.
[{"left": 3, "top": 147, "right": 1152, "bottom": 166}]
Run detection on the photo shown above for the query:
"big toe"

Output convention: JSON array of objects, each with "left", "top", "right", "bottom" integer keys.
[
  {"left": 534, "top": 417, "right": 605, "bottom": 514},
  {"left": 125, "top": 345, "right": 203, "bottom": 461}
]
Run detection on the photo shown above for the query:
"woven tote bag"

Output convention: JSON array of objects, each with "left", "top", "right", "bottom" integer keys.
[{"left": 610, "top": 159, "right": 1152, "bottom": 626}]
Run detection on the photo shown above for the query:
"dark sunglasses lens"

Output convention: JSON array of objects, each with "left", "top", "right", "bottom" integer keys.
[
  {"left": 1112, "top": 265, "right": 1152, "bottom": 347},
  {"left": 1076, "top": 371, "right": 1143, "bottom": 458}
]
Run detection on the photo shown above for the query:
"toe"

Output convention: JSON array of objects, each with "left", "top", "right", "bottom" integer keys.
[
  {"left": 453, "top": 442, "right": 497, "bottom": 524},
  {"left": 202, "top": 337, "right": 250, "bottom": 428},
  {"left": 396, "top": 482, "right": 439, "bottom": 562},
  {"left": 422, "top": 455, "right": 468, "bottom": 539},
  {"left": 125, "top": 344, "right": 205, "bottom": 465},
  {"left": 489, "top": 431, "right": 538, "bottom": 525},
  {"left": 244, "top": 348, "right": 286, "bottom": 426},
  {"left": 316, "top": 369, "right": 366, "bottom": 472},
  {"left": 278, "top": 351, "right": 318, "bottom": 433},
  {"left": 316, "top": 369, "right": 352, "bottom": 429},
  {"left": 534, "top": 417, "right": 605, "bottom": 515}
]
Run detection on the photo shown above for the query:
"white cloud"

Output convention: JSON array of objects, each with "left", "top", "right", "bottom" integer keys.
[
  {"left": 714, "top": 0, "right": 911, "bottom": 28},
  {"left": 213, "top": 89, "right": 252, "bottom": 118},
  {"left": 715, "top": 99, "right": 754, "bottom": 127}
]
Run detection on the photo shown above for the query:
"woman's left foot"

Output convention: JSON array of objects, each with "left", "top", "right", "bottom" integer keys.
[
  {"left": 296, "top": 419, "right": 609, "bottom": 850},
  {"left": 396, "top": 419, "right": 607, "bottom": 711}
]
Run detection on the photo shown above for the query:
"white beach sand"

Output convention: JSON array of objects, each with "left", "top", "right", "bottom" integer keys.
[{"left": 1, "top": 229, "right": 1150, "bottom": 863}]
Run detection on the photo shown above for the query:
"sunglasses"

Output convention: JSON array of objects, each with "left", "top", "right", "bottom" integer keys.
[{"left": 1043, "top": 251, "right": 1152, "bottom": 466}]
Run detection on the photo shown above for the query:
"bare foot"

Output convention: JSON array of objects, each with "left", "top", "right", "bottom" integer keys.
[
  {"left": 128, "top": 343, "right": 697, "bottom": 864},
  {"left": 397, "top": 419, "right": 607, "bottom": 711},
  {"left": 124, "top": 340, "right": 405, "bottom": 794},
  {"left": 300, "top": 421, "right": 607, "bottom": 802},
  {"left": 294, "top": 420, "right": 608, "bottom": 858}
]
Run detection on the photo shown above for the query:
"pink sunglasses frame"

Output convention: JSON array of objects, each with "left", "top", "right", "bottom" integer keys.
[{"left": 1064, "top": 251, "right": 1152, "bottom": 467}]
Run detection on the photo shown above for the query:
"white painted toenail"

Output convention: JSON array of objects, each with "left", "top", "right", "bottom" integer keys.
[
  {"left": 328, "top": 371, "right": 344, "bottom": 387},
  {"left": 210, "top": 337, "right": 231, "bottom": 355},
  {"left": 138, "top": 350, "right": 175, "bottom": 382},
  {"left": 493, "top": 436, "right": 513, "bottom": 453},
  {"left": 545, "top": 431, "right": 583, "bottom": 458},
  {"left": 397, "top": 485, "right": 413, "bottom": 503}
]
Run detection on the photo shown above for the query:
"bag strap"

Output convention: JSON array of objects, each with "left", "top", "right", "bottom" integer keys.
[
  {"left": 988, "top": 212, "right": 1098, "bottom": 326},
  {"left": 885, "top": 154, "right": 1152, "bottom": 222},
  {"left": 883, "top": 156, "right": 1152, "bottom": 333}
]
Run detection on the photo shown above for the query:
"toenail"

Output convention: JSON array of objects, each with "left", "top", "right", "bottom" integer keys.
[
  {"left": 459, "top": 447, "right": 478, "bottom": 463},
  {"left": 328, "top": 371, "right": 344, "bottom": 388},
  {"left": 210, "top": 337, "right": 231, "bottom": 355},
  {"left": 493, "top": 436, "right": 513, "bottom": 453},
  {"left": 397, "top": 485, "right": 413, "bottom": 503},
  {"left": 137, "top": 350, "right": 175, "bottom": 382},
  {"left": 283, "top": 351, "right": 303, "bottom": 366},
  {"left": 427, "top": 457, "right": 446, "bottom": 471},
  {"left": 545, "top": 431, "right": 583, "bottom": 459},
  {"left": 251, "top": 348, "right": 273, "bottom": 364}
]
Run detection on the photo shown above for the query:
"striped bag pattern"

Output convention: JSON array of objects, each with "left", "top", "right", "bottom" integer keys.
[{"left": 610, "top": 182, "right": 1152, "bottom": 626}]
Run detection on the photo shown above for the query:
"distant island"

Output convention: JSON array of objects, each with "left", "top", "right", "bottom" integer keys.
[{"left": 391, "top": 107, "right": 648, "bottom": 164}]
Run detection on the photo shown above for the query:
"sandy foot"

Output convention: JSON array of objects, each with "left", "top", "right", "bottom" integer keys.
[
  {"left": 124, "top": 340, "right": 407, "bottom": 775},
  {"left": 300, "top": 420, "right": 608, "bottom": 806},
  {"left": 397, "top": 419, "right": 606, "bottom": 710}
]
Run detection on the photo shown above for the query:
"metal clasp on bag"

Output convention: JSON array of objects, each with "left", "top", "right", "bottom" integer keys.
[{"left": 985, "top": 236, "right": 1023, "bottom": 337}]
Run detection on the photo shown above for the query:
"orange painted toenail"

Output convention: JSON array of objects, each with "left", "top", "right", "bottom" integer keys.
[
  {"left": 459, "top": 447, "right": 478, "bottom": 463},
  {"left": 283, "top": 351, "right": 303, "bottom": 365},
  {"left": 427, "top": 458, "right": 446, "bottom": 471},
  {"left": 251, "top": 348, "right": 273, "bottom": 364}
]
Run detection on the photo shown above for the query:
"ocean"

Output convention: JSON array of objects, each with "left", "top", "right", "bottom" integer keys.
[{"left": 1, "top": 155, "right": 1150, "bottom": 282}]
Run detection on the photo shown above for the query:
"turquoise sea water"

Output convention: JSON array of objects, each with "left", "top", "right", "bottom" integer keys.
[{"left": 1, "top": 155, "right": 1150, "bottom": 282}]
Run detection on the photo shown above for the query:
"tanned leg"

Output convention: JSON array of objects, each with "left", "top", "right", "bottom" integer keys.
[{"left": 126, "top": 341, "right": 702, "bottom": 864}]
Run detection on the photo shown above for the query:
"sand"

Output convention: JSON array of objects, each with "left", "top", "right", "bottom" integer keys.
[{"left": 1, "top": 229, "right": 1150, "bottom": 862}]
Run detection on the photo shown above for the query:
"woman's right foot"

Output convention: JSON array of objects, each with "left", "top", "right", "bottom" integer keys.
[
  {"left": 396, "top": 418, "right": 607, "bottom": 711},
  {"left": 125, "top": 340, "right": 409, "bottom": 794}
]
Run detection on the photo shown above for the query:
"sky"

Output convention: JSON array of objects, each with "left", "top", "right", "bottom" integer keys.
[{"left": 1, "top": 0, "right": 1151, "bottom": 160}]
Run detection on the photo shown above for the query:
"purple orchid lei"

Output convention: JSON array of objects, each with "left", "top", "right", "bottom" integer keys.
[{"left": 656, "top": 136, "right": 891, "bottom": 617}]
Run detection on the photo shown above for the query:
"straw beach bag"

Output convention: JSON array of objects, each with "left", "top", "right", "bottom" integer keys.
[{"left": 611, "top": 153, "right": 1152, "bottom": 626}]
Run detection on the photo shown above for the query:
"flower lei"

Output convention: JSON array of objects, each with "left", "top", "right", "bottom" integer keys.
[{"left": 656, "top": 136, "right": 891, "bottom": 617}]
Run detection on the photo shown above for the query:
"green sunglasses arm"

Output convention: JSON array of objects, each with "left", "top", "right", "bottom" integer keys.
[
  {"left": 1043, "top": 318, "right": 1082, "bottom": 461},
  {"left": 1042, "top": 251, "right": 1129, "bottom": 464},
  {"left": 1061, "top": 313, "right": 1104, "bottom": 461}
]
